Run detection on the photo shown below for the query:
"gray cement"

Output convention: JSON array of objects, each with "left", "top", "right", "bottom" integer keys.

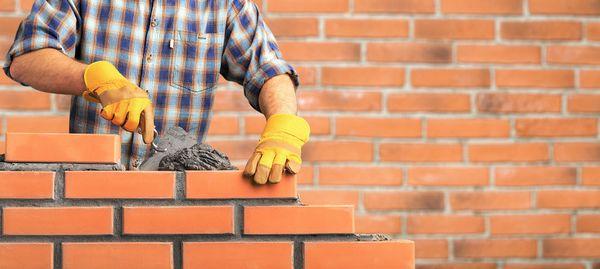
[
  {"left": 140, "top": 126, "right": 236, "bottom": 171},
  {"left": 0, "top": 154, "right": 125, "bottom": 171}
]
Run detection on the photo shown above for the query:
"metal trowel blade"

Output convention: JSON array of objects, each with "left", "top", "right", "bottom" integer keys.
[{"left": 138, "top": 126, "right": 198, "bottom": 171}]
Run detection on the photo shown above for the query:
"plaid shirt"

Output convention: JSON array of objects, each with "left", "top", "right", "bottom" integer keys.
[{"left": 3, "top": 0, "right": 298, "bottom": 169}]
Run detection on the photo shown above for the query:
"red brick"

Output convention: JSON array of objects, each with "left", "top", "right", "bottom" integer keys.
[
  {"left": 450, "top": 192, "right": 531, "bottom": 210},
  {"left": 212, "top": 90, "right": 253, "bottom": 112},
  {"left": 0, "top": 17, "right": 22, "bottom": 36},
  {"left": 586, "top": 23, "right": 600, "bottom": 41},
  {"left": 548, "top": 46, "right": 600, "bottom": 65},
  {"left": 415, "top": 19, "right": 495, "bottom": 40},
  {"left": 297, "top": 165, "right": 314, "bottom": 185},
  {"left": 244, "top": 205, "right": 354, "bottom": 234},
  {"left": 62, "top": 242, "right": 172, "bottom": 269},
  {"left": 0, "top": 171, "right": 54, "bottom": 199},
  {"left": 207, "top": 140, "right": 255, "bottom": 160},
  {"left": 455, "top": 239, "right": 537, "bottom": 258},
  {"left": 418, "top": 263, "right": 496, "bottom": 269},
  {"left": 555, "top": 143, "right": 600, "bottom": 162},
  {"left": 183, "top": 242, "right": 293, "bottom": 269},
  {"left": 322, "top": 67, "right": 405, "bottom": 87},
  {"left": 580, "top": 70, "right": 600, "bottom": 88},
  {"left": 517, "top": 118, "right": 596, "bottom": 137},
  {"left": 206, "top": 115, "right": 238, "bottom": 135},
  {"left": 505, "top": 264, "right": 584, "bottom": 269},
  {"left": 529, "top": 0, "right": 600, "bottom": 15},
  {"left": 428, "top": 118, "right": 510, "bottom": 138},
  {"left": 469, "top": 143, "right": 549, "bottom": 162},
  {"left": 457, "top": 45, "right": 540, "bottom": 64},
  {"left": 495, "top": 166, "right": 576, "bottom": 186},
  {"left": 407, "top": 215, "right": 484, "bottom": 234},
  {"left": 245, "top": 115, "right": 330, "bottom": 135},
  {"left": 5, "top": 115, "right": 69, "bottom": 133},
  {"left": 279, "top": 42, "right": 360, "bottom": 61},
  {"left": 502, "top": 21, "right": 582, "bottom": 40},
  {"left": 576, "top": 215, "right": 600, "bottom": 233},
  {"left": 298, "top": 91, "right": 381, "bottom": 111},
  {"left": 336, "top": 117, "right": 420, "bottom": 138},
  {"left": 538, "top": 190, "right": 600, "bottom": 209},
  {"left": 0, "top": 90, "right": 51, "bottom": 110},
  {"left": 65, "top": 171, "right": 174, "bottom": 199},
  {"left": 5, "top": 133, "right": 120, "bottom": 164},
  {"left": 268, "top": 0, "right": 348, "bottom": 13},
  {"left": 20, "top": 0, "right": 34, "bottom": 11},
  {"left": 413, "top": 239, "right": 449, "bottom": 259},
  {"left": 568, "top": 94, "right": 600, "bottom": 113},
  {"left": 296, "top": 66, "right": 317, "bottom": 86},
  {"left": 326, "top": 19, "right": 408, "bottom": 38},
  {"left": 389, "top": 93, "right": 471, "bottom": 112},
  {"left": 412, "top": 68, "right": 490, "bottom": 88},
  {"left": 381, "top": 143, "right": 463, "bottom": 162},
  {"left": 304, "top": 241, "right": 414, "bottom": 269},
  {"left": 368, "top": 43, "right": 452, "bottom": 63},
  {"left": 490, "top": 214, "right": 571, "bottom": 235},
  {"left": 355, "top": 215, "right": 403, "bottom": 234},
  {"left": 3, "top": 207, "right": 113, "bottom": 235},
  {"left": 303, "top": 141, "right": 373, "bottom": 161},
  {"left": 123, "top": 206, "right": 234, "bottom": 234},
  {"left": 442, "top": 0, "right": 522, "bottom": 14},
  {"left": 0, "top": 72, "right": 19, "bottom": 86},
  {"left": 354, "top": 0, "right": 435, "bottom": 13},
  {"left": 408, "top": 167, "right": 489, "bottom": 186},
  {"left": 267, "top": 18, "right": 319, "bottom": 37},
  {"left": 478, "top": 93, "right": 561, "bottom": 113},
  {"left": 364, "top": 191, "right": 445, "bottom": 210},
  {"left": 0, "top": 0, "right": 15, "bottom": 11},
  {"left": 496, "top": 69, "right": 574, "bottom": 89},
  {"left": 299, "top": 190, "right": 359, "bottom": 207},
  {"left": 582, "top": 167, "right": 600, "bottom": 186},
  {"left": 186, "top": 171, "right": 296, "bottom": 199},
  {"left": 543, "top": 239, "right": 600, "bottom": 258},
  {"left": 319, "top": 166, "right": 404, "bottom": 186},
  {"left": 0, "top": 243, "right": 53, "bottom": 269}
]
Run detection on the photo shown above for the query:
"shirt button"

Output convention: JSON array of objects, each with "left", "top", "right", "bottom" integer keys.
[
  {"left": 146, "top": 54, "right": 153, "bottom": 63},
  {"left": 150, "top": 19, "right": 158, "bottom": 27}
]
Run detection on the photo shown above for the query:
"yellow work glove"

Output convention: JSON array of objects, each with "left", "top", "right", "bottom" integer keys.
[
  {"left": 244, "top": 114, "right": 310, "bottom": 184},
  {"left": 83, "top": 61, "right": 155, "bottom": 144}
]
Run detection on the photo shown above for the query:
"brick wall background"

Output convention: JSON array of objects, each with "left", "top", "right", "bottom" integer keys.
[{"left": 1, "top": 0, "right": 600, "bottom": 268}]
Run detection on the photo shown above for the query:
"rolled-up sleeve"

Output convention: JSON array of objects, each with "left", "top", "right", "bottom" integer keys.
[
  {"left": 220, "top": 0, "right": 299, "bottom": 112},
  {"left": 3, "top": 0, "right": 80, "bottom": 81}
]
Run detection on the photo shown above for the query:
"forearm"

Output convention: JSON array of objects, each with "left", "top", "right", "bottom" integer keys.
[
  {"left": 258, "top": 74, "right": 298, "bottom": 118},
  {"left": 9, "top": 48, "right": 87, "bottom": 95}
]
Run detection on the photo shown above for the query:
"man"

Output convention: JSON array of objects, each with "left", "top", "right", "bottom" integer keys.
[{"left": 3, "top": 0, "right": 310, "bottom": 184}]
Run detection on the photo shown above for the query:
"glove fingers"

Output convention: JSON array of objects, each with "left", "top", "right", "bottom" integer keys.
[
  {"left": 268, "top": 153, "right": 287, "bottom": 183},
  {"left": 100, "top": 104, "right": 116, "bottom": 121},
  {"left": 140, "top": 103, "right": 155, "bottom": 144},
  {"left": 111, "top": 101, "right": 129, "bottom": 126},
  {"left": 254, "top": 150, "right": 275, "bottom": 185},
  {"left": 123, "top": 99, "right": 147, "bottom": 132},
  {"left": 243, "top": 152, "right": 262, "bottom": 177},
  {"left": 285, "top": 158, "right": 302, "bottom": 174}
]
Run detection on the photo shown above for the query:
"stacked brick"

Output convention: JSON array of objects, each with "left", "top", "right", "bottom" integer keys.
[
  {"left": 1, "top": 0, "right": 600, "bottom": 268},
  {"left": 0, "top": 133, "right": 414, "bottom": 268}
]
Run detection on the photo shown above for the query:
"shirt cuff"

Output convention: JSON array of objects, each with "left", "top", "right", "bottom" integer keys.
[{"left": 243, "top": 59, "right": 300, "bottom": 112}]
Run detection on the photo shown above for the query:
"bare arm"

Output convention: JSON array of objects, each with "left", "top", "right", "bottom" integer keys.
[
  {"left": 10, "top": 48, "right": 87, "bottom": 95},
  {"left": 258, "top": 74, "right": 298, "bottom": 118}
]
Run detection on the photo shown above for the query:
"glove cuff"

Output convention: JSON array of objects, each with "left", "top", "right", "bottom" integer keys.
[
  {"left": 84, "top": 61, "right": 127, "bottom": 92},
  {"left": 262, "top": 114, "right": 310, "bottom": 144}
]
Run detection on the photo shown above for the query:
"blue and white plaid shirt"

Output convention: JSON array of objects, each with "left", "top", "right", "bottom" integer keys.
[{"left": 3, "top": 0, "right": 298, "bottom": 169}]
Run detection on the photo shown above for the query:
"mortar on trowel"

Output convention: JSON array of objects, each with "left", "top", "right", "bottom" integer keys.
[{"left": 138, "top": 126, "right": 237, "bottom": 171}]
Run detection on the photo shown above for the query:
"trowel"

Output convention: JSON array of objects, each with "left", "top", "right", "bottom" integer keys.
[{"left": 138, "top": 126, "right": 198, "bottom": 171}]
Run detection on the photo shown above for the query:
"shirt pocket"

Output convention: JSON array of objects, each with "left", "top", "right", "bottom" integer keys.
[{"left": 169, "top": 30, "right": 222, "bottom": 93}]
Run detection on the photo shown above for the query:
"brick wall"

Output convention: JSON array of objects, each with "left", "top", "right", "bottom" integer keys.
[
  {"left": 1, "top": 0, "right": 600, "bottom": 268},
  {"left": 0, "top": 133, "right": 415, "bottom": 269}
]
